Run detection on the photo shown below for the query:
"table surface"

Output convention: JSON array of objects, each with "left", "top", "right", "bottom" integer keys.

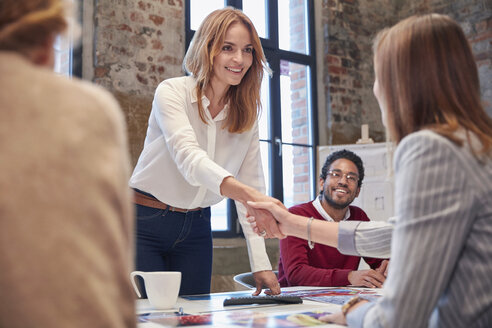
[{"left": 136, "top": 286, "right": 382, "bottom": 327}]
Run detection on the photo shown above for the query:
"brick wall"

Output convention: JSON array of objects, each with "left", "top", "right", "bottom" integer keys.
[
  {"left": 321, "top": 0, "right": 393, "bottom": 145},
  {"left": 90, "top": 0, "right": 185, "bottom": 165},
  {"left": 321, "top": 0, "right": 492, "bottom": 145},
  {"left": 87, "top": 0, "right": 491, "bottom": 164},
  {"left": 397, "top": 0, "right": 492, "bottom": 117}
]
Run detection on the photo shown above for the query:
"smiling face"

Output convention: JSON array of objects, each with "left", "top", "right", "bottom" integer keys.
[
  {"left": 319, "top": 158, "right": 360, "bottom": 210},
  {"left": 210, "top": 22, "right": 254, "bottom": 93}
]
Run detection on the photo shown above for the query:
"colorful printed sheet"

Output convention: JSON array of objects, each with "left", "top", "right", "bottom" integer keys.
[
  {"left": 281, "top": 287, "right": 381, "bottom": 305},
  {"left": 138, "top": 309, "right": 333, "bottom": 327}
]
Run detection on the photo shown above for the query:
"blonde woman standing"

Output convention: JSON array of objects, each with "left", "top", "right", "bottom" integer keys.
[{"left": 129, "top": 7, "right": 281, "bottom": 296}]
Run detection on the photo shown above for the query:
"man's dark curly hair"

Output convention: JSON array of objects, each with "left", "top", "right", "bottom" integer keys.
[{"left": 320, "top": 149, "right": 364, "bottom": 188}]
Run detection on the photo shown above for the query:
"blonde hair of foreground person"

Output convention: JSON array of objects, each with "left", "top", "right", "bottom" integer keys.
[
  {"left": 0, "top": 0, "right": 135, "bottom": 327},
  {"left": 183, "top": 6, "right": 269, "bottom": 133},
  {"left": 0, "top": 0, "right": 67, "bottom": 55}
]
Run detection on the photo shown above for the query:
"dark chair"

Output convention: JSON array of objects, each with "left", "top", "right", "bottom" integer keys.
[{"left": 233, "top": 271, "right": 279, "bottom": 289}]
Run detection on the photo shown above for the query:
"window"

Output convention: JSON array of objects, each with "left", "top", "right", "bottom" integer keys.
[
  {"left": 186, "top": 0, "right": 318, "bottom": 237},
  {"left": 53, "top": 0, "right": 82, "bottom": 77}
]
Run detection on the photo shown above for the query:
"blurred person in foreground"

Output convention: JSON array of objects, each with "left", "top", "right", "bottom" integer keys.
[
  {"left": 0, "top": 0, "right": 135, "bottom": 327},
  {"left": 248, "top": 13, "right": 492, "bottom": 327}
]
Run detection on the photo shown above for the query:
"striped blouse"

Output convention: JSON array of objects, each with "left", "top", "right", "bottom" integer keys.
[{"left": 338, "top": 129, "right": 492, "bottom": 327}]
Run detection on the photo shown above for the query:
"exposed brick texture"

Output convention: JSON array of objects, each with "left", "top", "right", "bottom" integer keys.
[
  {"left": 322, "top": 0, "right": 492, "bottom": 145},
  {"left": 92, "top": 0, "right": 184, "bottom": 164},
  {"left": 322, "top": 0, "right": 394, "bottom": 145},
  {"left": 397, "top": 0, "right": 492, "bottom": 118},
  {"left": 88, "top": 0, "right": 491, "bottom": 166}
]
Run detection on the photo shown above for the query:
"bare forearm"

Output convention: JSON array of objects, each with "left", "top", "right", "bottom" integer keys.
[
  {"left": 282, "top": 214, "right": 338, "bottom": 248},
  {"left": 220, "top": 176, "right": 257, "bottom": 203}
]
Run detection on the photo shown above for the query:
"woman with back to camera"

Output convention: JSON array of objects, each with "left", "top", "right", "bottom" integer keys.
[
  {"left": 248, "top": 13, "right": 492, "bottom": 327},
  {"left": 129, "top": 7, "right": 282, "bottom": 296}
]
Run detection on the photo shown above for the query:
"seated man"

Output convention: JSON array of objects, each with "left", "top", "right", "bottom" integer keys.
[{"left": 278, "top": 150, "right": 387, "bottom": 288}]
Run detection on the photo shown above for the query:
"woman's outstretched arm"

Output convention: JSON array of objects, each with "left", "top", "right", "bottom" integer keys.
[
  {"left": 247, "top": 200, "right": 339, "bottom": 247},
  {"left": 247, "top": 200, "right": 394, "bottom": 259}
]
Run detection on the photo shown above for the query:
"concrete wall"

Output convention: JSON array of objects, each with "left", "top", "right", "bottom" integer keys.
[{"left": 82, "top": 0, "right": 492, "bottom": 292}]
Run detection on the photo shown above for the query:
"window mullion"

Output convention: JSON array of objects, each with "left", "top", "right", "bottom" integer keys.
[
  {"left": 307, "top": 0, "right": 319, "bottom": 199},
  {"left": 227, "top": 0, "right": 242, "bottom": 9},
  {"left": 266, "top": 0, "right": 278, "bottom": 48},
  {"left": 265, "top": 53, "right": 284, "bottom": 202}
]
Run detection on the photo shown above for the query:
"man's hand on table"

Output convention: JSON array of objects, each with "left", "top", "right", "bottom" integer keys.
[
  {"left": 252, "top": 270, "right": 281, "bottom": 296},
  {"left": 376, "top": 259, "right": 389, "bottom": 277},
  {"left": 348, "top": 269, "right": 386, "bottom": 288}
]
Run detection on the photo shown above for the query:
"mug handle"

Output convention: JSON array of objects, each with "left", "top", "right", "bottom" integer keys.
[{"left": 130, "top": 271, "right": 144, "bottom": 298}]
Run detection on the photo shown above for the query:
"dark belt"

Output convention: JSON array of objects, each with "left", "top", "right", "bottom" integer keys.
[{"left": 133, "top": 189, "right": 201, "bottom": 213}]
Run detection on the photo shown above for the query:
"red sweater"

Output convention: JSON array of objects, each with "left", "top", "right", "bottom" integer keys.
[{"left": 278, "top": 201, "right": 383, "bottom": 287}]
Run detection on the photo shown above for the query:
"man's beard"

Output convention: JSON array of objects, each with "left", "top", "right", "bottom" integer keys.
[{"left": 320, "top": 190, "right": 353, "bottom": 210}]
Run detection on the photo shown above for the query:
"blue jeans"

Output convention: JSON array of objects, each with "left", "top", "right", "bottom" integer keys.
[{"left": 135, "top": 202, "right": 212, "bottom": 296}]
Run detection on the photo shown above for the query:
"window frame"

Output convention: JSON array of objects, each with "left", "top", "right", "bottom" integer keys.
[
  {"left": 185, "top": 0, "right": 318, "bottom": 238},
  {"left": 53, "top": 0, "right": 82, "bottom": 78}
]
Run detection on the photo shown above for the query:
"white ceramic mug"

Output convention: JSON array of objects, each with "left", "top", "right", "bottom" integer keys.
[{"left": 130, "top": 271, "right": 181, "bottom": 309}]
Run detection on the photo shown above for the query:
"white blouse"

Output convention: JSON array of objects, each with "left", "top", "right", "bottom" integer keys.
[{"left": 130, "top": 76, "right": 271, "bottom": 272}]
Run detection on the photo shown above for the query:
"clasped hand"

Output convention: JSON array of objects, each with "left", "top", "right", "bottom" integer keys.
[{"left": 245, "top": 200, "right": 291, "bottom": 239}]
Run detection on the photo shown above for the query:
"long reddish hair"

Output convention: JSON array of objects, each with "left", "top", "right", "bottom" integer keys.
[{"left": 183, "top": 7, "right": 269, "bottom": 133}]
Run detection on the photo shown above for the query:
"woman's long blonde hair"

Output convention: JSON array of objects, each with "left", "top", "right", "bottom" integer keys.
[
  {"left": 373, "top": 14, "right": 492, "bottom": 154},
  {"left": 0, "top": 0, "right": 67, "bottom": 55},
  {"left": 183, "top": 7, "right": 269, "bottom": 133}
]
